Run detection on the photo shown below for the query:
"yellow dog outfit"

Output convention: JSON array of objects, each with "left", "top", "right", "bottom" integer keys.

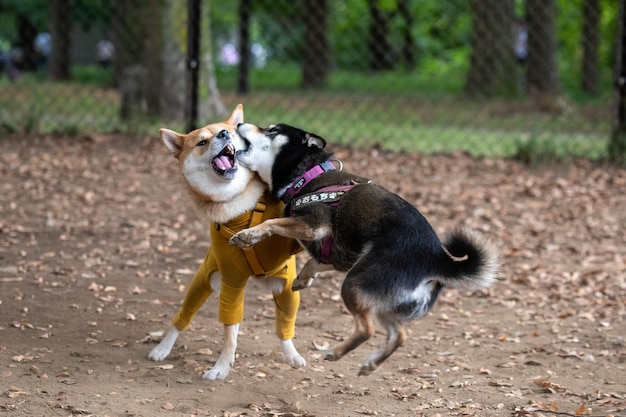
[{"left": 172, "top": 192, "right": 302, "bottom": 340}]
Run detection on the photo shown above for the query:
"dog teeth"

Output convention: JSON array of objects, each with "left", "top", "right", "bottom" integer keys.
[{"left": 213, "top": 143, "right": 237, "bottom": 173}]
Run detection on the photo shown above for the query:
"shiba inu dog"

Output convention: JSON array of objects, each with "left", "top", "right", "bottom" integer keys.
[
  {"left": 148, "top": 106, "right": 305, "bottom": 380},
  {"left": 229, "top": 122, "right": 499, "bottom": 376}
]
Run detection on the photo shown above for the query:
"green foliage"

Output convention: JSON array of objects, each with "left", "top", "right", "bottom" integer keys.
[
  {"left": 0, "top": 0, "right": 616, "bottom": 163},
  {"left": 71, "top": 65, "right": 114, "bottom": 87},
  {"left": 1, "top": 71, "right": 608, "bottom": 160},
  {"left": 216, "top": 61, "right": 465, "bottom": 96},
  {"left": 556, "top": 0, "right": 618, "bottom": 95},
  {"left": 238, "top": 93, "right": 607, "bottom": 159},
  {"left": 212, "top": 0, "right": 615, "bottom": 100},
  {"left": 0, "top": 0, "right": 112, "bottom": 46},
  {"left": 0, "top": 0, "right": 49, "bottom": 43},
  {"left": 513, "top": 132, "right": 568, "bottom": 165},
  {"left": 71, "top": 0, "right": 112, "bottom": 30}
]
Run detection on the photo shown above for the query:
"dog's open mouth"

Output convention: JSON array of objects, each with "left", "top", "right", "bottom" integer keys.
[
  {"left": 212, "top": 143, "right": 237, "bottom": 176},
  {"left": 241, "top": 137, "right": 251, "bottom": 151}
]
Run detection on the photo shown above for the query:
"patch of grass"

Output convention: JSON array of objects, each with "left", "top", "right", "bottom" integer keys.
[
  {"left": 217, "top": 61, "right": 465, "bottom": 97},
  {"left": 234, "top": 92, "right": 608, "bottom": 158},
  {"left": 0, "top": 77, "right": 126, "bottom": 134},
  {"left": 72, "top": 65, "right": 115, "bottom": 88},
  {"left": 511, "top": 131, "right": 606, "bottom": 164},
  {"left": 0, "top": 68, "right": 611, "bottom": 161}
]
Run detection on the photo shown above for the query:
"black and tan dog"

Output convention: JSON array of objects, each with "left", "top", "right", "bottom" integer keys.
[{"left": 229, "top": 123, "right": 499, "bottom": 376}]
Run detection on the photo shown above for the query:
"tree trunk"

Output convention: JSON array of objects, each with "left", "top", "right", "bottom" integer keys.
[
  {"left": 237, "top": 0, "right": 251, "bottom": 95},
  {"left": 17, "top": 14, "right": 38, "bottom": 72},
  {"left": 49, "top": 0, "right": 71, "bottom": 80},
  {"left": 112, "top": 1, "right": 143, "bottom": 89},
  {"left": 581, "top": 0, "right": 600, "bottom": 95},
  {"left": 368, "top": 0, "right": 394, "bottom": 71},
  {"left": 301, "top": 0, "right": 330, "bottom": 87},
  {"left": 526, "top": 0, "right": 559, "bottom": 98},
  {"left": 160, "top": 0, "right": 186, "bottom": 121},
  {"left": 398, "top": 0, "right": 416, "bottom": 70},
  {"left": 465, "top": 0, "right": 517, "bottom": 97},
  {"left": 610, "top": 0, "right": 626, "bottom": 164},
  {"left": 186, "top": 0, "right": 200, "bottom": 131},
  {"left": 200, "top": 0, "right": 226, "bottom": 118},
  {"left": 142, "top": 0, "right": 164, "bottom": 117},
  {"left": 112, "top": 0, "right": 164, "bottom": 121}
]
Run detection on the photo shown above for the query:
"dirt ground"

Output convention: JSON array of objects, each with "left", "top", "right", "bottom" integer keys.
[{"left": 1, "top": 133, "right": 625, "bottom": 417}]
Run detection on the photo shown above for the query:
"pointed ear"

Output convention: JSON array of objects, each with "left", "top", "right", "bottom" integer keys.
[
  {"left": 305, "top": 133, "right": 327, "bottom": 149},
  {"left": 160, "top": 128, "right": 185, "bottom": 158},
  {"left": 227, "top": 104, "right": 244, "bottom": 126}
]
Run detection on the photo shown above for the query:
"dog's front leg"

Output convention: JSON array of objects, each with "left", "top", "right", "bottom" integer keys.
[
  {"left": 202, "top": 323, "right": 240, "bottom": 380},
  {"left": 148, "top": 327, "right": 180, "bottom": 361},
  {"left": 228, "top": 223, "right": 273, "bottom": 247},
  {"left": 292, "top": 258, "right": 335, "bottom": 291},
  {"left": 229, "top": 217, "right": 329, "bottom": 248}
]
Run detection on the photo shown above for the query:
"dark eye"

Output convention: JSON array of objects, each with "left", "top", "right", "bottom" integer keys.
[{"left": 196, "top": 140, "right": 207, "bottom": 147}]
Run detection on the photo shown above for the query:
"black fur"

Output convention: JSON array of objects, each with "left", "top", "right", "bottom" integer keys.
[{"left": 234, "top": 123, "right": 498, "bottom": 375}]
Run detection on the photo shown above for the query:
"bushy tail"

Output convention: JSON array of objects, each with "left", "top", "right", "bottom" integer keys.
[{"left": 435, "top": 229, "right": 499, "bottom": 290}]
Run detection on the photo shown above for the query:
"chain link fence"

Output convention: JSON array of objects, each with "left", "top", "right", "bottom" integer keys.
[{"left": 0, "top": 0, "right": 622, "bottom": 161}]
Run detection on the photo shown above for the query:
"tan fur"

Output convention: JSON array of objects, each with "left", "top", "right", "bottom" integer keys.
[
  {"left": 151, "top": 105, "right": 306, "bottom": 380},
  {"left": 228, "top": 216, "right": 330, "bottom": 246},
  {"left": 160, "top": 104, "right": 264, "bottom": 224}
]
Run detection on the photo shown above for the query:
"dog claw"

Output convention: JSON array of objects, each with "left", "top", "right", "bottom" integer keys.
[
  {"left": 358, "top": 362, "right": 378, "bottom": 376},
  {"left": 291, "top": 277, "right": 314, "bottom": 291},
  {"left": 229, "top": 233, "right": 253, "bottom": 248},
  {"left": 323, "top": 350, "right": 341, "bottom": 362},
  {"left": 202, "top": 367, "right": 229, "bottom": 380}
]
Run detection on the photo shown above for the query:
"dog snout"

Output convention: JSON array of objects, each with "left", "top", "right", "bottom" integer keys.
[{"left": 217, "top": 130, "right": 230, "bottom": 140}]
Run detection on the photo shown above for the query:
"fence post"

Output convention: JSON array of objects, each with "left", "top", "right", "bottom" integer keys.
[
  {"left": 237, "top": 0, "right": 251, "bottom": 95},
  {"left": 610, "top": 0, "right": 626, "bottom": 164},
  {"left": 186, "top": 0, "right": 201, "bottom": 132}
]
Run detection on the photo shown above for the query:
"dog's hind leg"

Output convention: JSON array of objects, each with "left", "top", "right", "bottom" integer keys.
[
  {"left": 148, "top": 271, "right": 222, "bottom": 362},
  {"left": 260, "top": 275, "right": 307, "bottom": 368},
  {"left": 324, "top": 285, "right": 375, "bottom": 362},
  {"left": 358, "top": 314, "right": 406, "bottom": 376},
  {"left": 280, "top": 339, "right": 306, "bottom": 368},
  {"left": 203, "top": 323, "right": 239, "bottom": 380}
]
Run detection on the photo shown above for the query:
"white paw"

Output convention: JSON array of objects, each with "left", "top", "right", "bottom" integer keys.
[
  {"left": 148, "top": 328, "right": 179, "bottom": 361},
  {"left": 228, "top": 231, "right": 256, "bottom": 248},
  {"left": 202, "top": 364, "right": 230, "bottom": 380},
  {"left": 202, "top": 350, "right": 235, "bottom": 380},
  {"left": 148, "top": 344, "right": 171, "bottom": 362},
  {"left": 292, "top": 277, "right": 315, "bottom": 291},
  {"left": 281, "top": 339, "right": 306, "bottom": 368}
]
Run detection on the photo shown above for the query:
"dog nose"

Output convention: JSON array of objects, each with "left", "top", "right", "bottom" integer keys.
[
  {"left": 217, "top": 130, "right": 229, "bottom": 140},
  {"left": 237, "top": 123, "right": 244, "bottom": 128}
]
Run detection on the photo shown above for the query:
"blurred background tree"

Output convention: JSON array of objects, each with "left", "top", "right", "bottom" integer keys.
[{"left": 0, "top": 0, "right": 620, "bottom": 160}]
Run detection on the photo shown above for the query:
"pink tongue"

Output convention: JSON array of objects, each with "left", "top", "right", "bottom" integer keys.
[{"left": 214, "top": 155, "right": 233, "bottom": 170}]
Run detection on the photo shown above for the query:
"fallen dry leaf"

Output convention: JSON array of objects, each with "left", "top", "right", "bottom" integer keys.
[{"left": 1, "top": 135, "right": 624, "bottom": 417}]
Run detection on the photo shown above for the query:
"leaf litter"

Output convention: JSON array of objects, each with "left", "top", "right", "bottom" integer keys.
[{"left": 0, "top": 135, "right": 624, "bottom": 416}]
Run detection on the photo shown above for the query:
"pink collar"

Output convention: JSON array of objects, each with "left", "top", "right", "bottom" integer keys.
[{"left": 282, "top": 160, "right": 337, "bottom": 203}]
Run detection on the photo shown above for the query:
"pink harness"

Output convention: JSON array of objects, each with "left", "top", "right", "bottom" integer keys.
[{"left": 284, "top": 160, "right": 362, "bottom": 264}]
